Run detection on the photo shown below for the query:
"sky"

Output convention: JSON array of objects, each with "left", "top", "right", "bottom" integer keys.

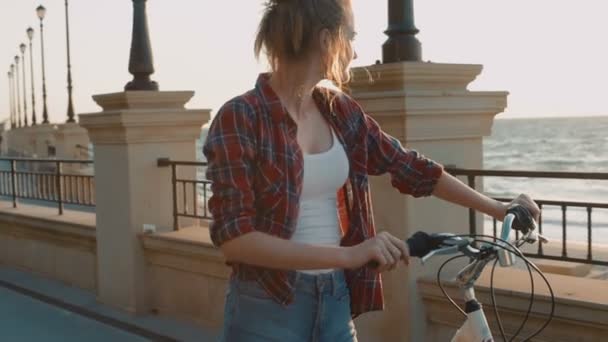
[{"left": 1, "top": 0, "right": 608, "bottom": 125}]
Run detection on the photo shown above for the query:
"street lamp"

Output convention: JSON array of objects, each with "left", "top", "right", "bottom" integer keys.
[
  {"left": 125, "top": 0, "right": 158, "bottom": 91},
  {"left": 8, "top": 70, "right": 14, "bottom": 129},
  {"left": 27, "top": 27, "right": 37, "bottom": 126},
  {"left": 37, "top": 5, "right": 49, "bottom": 124},
  {"left": 64, "top": 0, "right": 75, "bottom": 123},
  {"left": 20, "top": 43, "right": 29, "bottom": 127},
  {"left": 10, "top": 64, "right": 16, "bottom": 128},
  {"left": 383, "top": 0, "right": 421, "bottom": 63},
  {"left": 14, "top": 55, "right": 22, "bottom": 128}
]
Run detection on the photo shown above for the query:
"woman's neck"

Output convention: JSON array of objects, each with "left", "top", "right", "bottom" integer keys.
[{"left": 269, "top": 65, "right": 322, "bottom": 120}]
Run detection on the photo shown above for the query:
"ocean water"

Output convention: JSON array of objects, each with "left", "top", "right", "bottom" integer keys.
[{"left": 483, "top": 116, "right": 608, "bottom": 244}]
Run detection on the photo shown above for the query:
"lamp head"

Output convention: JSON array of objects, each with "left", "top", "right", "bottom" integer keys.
[{"left": 36, "top": 5, "right": 46, "bottom": 20}]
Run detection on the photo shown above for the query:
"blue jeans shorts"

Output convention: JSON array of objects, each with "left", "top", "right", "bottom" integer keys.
[{"left": 219, "top": 270, "right": 357, "bottom": 342}]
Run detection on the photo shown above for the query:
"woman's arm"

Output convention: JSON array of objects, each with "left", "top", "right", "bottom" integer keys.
[
  {"left": 351, "top": 98, "right": 540, "bottom": 223},
  {"left": 221, "top": 231, "right": 409, "bottom": 272},
  {"left": 432, "top": 172, "right": 507, "bottom": 220},
  {"left": 432, "top": 172, "right": 541, "bottom": 222}
]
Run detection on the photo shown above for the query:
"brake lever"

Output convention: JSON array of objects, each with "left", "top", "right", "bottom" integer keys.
[{"left": 520, "top": 230, "right": 550, "bottom": 245}]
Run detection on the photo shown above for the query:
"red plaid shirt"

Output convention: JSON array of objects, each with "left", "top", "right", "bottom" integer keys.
[{"left": 203, "top": 74, "right": 443, "bottom": 317}]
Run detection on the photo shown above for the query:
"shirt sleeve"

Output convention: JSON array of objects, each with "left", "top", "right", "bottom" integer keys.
[
  {"left": 358, "top": 104, "right": 444, "bottom": 198},
  {"left": 202, "top": 100, "right": 257, "bottom": 247}
]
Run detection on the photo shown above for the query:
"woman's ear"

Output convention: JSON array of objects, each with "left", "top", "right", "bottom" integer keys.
[{"left": 318, "top": 28, "right": 331, "bottom": 53}]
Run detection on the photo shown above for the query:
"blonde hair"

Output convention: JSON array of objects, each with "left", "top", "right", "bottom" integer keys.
[{"left": 255, "top": 0, "right": 354, "bottom": 90}]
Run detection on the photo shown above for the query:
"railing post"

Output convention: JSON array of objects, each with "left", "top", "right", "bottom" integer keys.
[
  {"left": 10, "top": 159, "right": 17, "bottom": 208},
  {"left": 537, "top": 203, "right": 544, "bottom": 256},
  {"left": 587, "top": 206, "right": 592, "bottom": 261},
  {"left": 56, "top": 161, "right": 64, "bottom": 215},
  {"left": 171, "top": 164, "right": 178, "bottom": 231},
  {"left": 467, "top": 174, "right": 477, "bottom": 236},
  {"left": 561, "top": 205, "right": 567, "bottom": 258}
]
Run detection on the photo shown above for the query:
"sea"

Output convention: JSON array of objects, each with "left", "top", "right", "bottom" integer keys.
[{"left": 482, "top": 116, "right": 608, "bottom": 244}]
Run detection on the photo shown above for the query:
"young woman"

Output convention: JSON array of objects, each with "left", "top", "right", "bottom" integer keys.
[{"left": 203, "top": 0, "right": 540, "bottom": 341}]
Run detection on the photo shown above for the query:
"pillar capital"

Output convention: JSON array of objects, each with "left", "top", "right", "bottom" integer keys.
[{"left": 80, "top": 91, "right": 210, "bottom": 145}]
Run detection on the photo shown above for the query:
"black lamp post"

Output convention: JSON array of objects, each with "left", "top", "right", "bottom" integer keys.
[
  {"left": 64, "top": 0, "right": 75, "bottom": 123},
  {"left": 14, "top": 56, "right": 22, "bottom": 128},
  {"left": 20, "top": 43, "right": 29, "bottom": 127},
  {"left": 125, "top": 0, "right": 158, "bottom": 91},
  {"left": 27, "top": 27, "right": 37, "bottom": 126},
  {"left": 37, "top": 5, "right": 49, "bottom": 124},
  {"left": 383, "top": 0, "right": 421, "bottom": 63},
  {"left": 8, "top": 70, "right": 14, "bottom": 129},
  {"left": 10, "top": 64, "right": 16, "bottom": 128}
]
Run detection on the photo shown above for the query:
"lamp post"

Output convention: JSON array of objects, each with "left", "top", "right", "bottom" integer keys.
[
  {"left": 64, "top": 0, "right": 75, "bottom": 123},
  {"left": 10, "top": 65, "right": 16, "bottom": 128},
  {"left": 14, "top": 56, "right": 22, "bottom": 128},
  {"left": 27, "top": 27, "right": 37, "bottom": 126},
  {"left": 125, "top": 0, "right": 158, "bottom": 91},
  {"left": 37, "top": 5, "right": 49, "bottom": 124},
  {"left": 20, "top": 44, "right": 29, "bottom": 127},
  {"left": 8, "top": 70, "right": 14, "bottom": 129},
  {"left": 383, "top": 0, "right": 421, "bottom": 63}
]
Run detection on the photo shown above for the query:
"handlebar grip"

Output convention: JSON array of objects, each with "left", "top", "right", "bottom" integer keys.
[
  {"left": 506, "top": 204, "right": 537, "bottom": 234},
  {"left": 367, "top": 231, "right": 437, "bottom": 269},
  {"left": 407, "top": 231, "right": 437, "bottom": 257}
]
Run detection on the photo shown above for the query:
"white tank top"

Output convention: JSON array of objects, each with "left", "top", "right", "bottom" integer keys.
[{"left": 291, "top": 128, "right": 350, "bottom": 274}]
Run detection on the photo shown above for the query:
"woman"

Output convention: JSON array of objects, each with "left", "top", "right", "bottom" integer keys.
[{"left": 203, "top": 0, "right": 540, "bottom": 341}]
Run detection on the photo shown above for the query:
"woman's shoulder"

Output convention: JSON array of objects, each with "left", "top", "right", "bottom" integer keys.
[
  {"left": 215, "top": 89, "right": 264, "bottom": 121},
  {"left": 206, "top": 90, "right": 266, "bottom": 141},
  {"left": 315, "top": 84, "right": 366, "bottom": 134}
]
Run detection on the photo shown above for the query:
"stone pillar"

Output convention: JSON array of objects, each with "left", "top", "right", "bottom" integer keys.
[
  {"left": 3, "top": 127, "right": 34, "bottom": 157},
  {"left": 54, "top": 123, "right": 90, "bottom": 159},
  {"left": 349, "top": 62, "right": 507, "bottom": 341},
  {"left": 30, "top": 124, "right": 58, "bottom": 158},
  {"left": 79, "top": 91, "right": 210, "bottom": 313}
]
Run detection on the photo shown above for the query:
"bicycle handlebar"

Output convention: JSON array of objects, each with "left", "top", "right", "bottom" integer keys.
[
  {"left": 406, "top": 204, "right": 542, "bottom": 262},
  {"left": 367, "top": 204, "right": 544, "bottom": 270}
]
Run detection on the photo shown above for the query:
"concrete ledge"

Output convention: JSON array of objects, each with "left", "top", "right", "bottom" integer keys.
[
  {"left": 140, "top": 225, "right": 229, "bottom": 330},
  {"left": 532, "top": 258, "right": 592, "bottom": 277},
  {"left": 418, "top": 268, "right": 608, "bottom": 341},
  {"left": 0, "top": 202, "right": 97, "bottom": 291}
]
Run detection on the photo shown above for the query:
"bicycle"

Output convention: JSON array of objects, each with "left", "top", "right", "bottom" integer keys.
[{"left": 405, "top": 205, "right": 555, "bottom": 342}]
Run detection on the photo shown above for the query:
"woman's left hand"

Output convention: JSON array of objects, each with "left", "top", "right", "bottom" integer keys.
[{"left": 505, "top": 193, "right": 541, "bottom": 223}]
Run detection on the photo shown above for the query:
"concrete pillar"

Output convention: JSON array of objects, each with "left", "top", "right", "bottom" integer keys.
[
  {"left": 30, "top": 124, "right": 58, "bottom": 158},
  {"left": 349, "top": 62, "right": 507, "bottom": 341},
  {"left": 79, "top": 91, "right": 210, "bottom": 313},
  {"left": 4, "top": 127, "right": 34, "bottom": 157},
  {"left": 54, "top": 123, "right": 90, "bottom": 160}
]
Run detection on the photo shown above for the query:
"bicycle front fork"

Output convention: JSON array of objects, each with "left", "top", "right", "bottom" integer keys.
[{"left": 451, "top": 287, "right": 494, "bottom": 342}]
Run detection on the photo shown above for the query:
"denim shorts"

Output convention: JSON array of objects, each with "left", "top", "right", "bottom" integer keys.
[{"left": 219, "top": 270, "right": 357, "bottom": 342}]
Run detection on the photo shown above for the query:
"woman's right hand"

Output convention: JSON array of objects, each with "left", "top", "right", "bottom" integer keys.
[{"left": 344, "top": 231, "right": 410, "bottom": 272}]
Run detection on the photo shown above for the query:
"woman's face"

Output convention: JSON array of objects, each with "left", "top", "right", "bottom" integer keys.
[
  {"left": 318, "top": 5, "right": 357, "bottom": 83},
  {"left": 339, "top": 8, "right": 357, "bottom": 81}
]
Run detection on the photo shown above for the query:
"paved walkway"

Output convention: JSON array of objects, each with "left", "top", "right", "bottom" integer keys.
[{"left": 0, "top": 266, "right": 218, "bottom": 342}]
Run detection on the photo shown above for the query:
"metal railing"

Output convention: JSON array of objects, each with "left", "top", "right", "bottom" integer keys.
[
  {"left": 156, "top": 160, "right": 608, "bottom": 266},
  {"left": 446, "top": 168, "right": 608, "bottom": 266},
  {"left": 0, "top": 157, "right": 95, "bottom": 215},
  {"left": 157, "top": 158, "right": 211, "bottom": 231}
]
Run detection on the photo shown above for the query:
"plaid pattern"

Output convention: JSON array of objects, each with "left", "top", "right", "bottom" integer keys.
[{"left": 203, "top": 73, "right": 443, "bottom": 317}]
